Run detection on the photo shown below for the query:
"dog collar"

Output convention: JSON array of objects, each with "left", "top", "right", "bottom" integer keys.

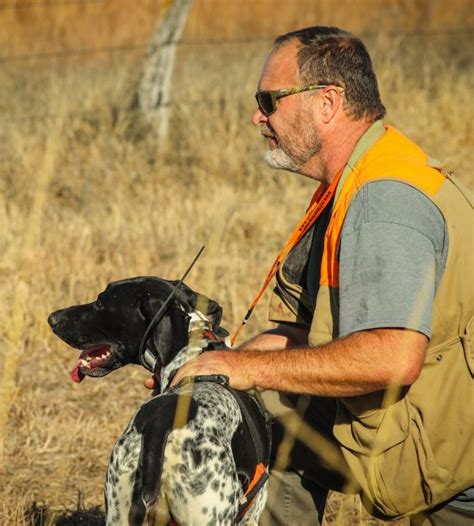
[
  {"left": 140, "top": 347, "right": 158, "bottom": 372},
  {"left": 175, "top": 374, "right": 230, "bottom": 388},
  {"left": 157, "top": 311, "right": 228, "bottom": 391}
]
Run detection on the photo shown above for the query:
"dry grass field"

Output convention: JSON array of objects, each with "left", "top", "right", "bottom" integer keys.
[{"left": 0, "top": 16, "right": 473, "bottom": 526}]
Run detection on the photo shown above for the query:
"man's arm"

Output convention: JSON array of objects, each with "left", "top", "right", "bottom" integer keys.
[
  {"left": 143, "top": 323, "right": 308, "bottom": 390},
  {"left": 169, "top": 184, "right": 442, "bottom": 396},
  {"left": 238, "top": 323, "right": 309, "bottom": 351},
  {"left": 170, "top": 327, "right": 427, "bottom": 396}
]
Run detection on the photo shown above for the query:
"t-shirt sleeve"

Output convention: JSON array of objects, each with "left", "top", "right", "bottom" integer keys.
[{"left": 338, "top": 180, "right": 448, "bottom": 338}]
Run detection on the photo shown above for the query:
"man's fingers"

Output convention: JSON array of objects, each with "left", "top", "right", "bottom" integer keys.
[
  {"left": 144, "top": 375, "right": 158, "bottom": 390},
  {"left": 170, "top": 357, "right": 201, "bottom": 387},
  {"left": 170, "top": 368, "right": 187, "bottom": 387}
]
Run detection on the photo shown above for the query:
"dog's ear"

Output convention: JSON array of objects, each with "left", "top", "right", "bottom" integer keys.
[
  {"left": 171, "top": 284, "right": 223, "bottom": 332},
  {"left": 139, "top": 294, "right": 190, "bottom": 359},
  {"left": 138, "top": 295, "right": 160, "bottom": 324},
  {"left": 139, "top": 294, "right": 189, "bottom": 329},
  {"left": 167, "top": 302, "right": 190, "bottom": 351},
  {"left": 205, "top": 298, "right": 223, "bottom": 332},
  {"left": 186, "top": 292, "right": 223, "bottom": 332}
]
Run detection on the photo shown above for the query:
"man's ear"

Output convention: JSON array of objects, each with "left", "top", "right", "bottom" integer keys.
[{"left": 318, "top": 86, "right": 343, "bottom": 124}]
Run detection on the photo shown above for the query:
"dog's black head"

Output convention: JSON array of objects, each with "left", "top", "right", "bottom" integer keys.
[{"left": 48, "top": 277, "right": 223, "bottom": 383}]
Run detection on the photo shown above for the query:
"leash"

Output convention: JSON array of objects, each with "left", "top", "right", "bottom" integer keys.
[
  {"left": 138, "top": 246, "right": 206, "bottom": 371},
  {"left": 230, "top": 170, "right": 343, "bottom": 346}
]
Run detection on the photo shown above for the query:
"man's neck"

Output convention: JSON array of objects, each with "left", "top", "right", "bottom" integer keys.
[{"left": 305, "top": 119, "right": 373, "bottom": 185}]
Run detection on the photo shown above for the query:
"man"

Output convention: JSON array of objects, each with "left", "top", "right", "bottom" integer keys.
[{"left": 152, "top": 27, "right": 474, "bottom": 524}]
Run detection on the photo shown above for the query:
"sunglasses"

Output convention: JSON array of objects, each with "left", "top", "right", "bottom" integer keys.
[{"left": 255, "top": 84, "right": 340, "bottom": 116}]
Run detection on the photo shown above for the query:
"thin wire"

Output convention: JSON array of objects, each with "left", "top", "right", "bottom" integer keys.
[
  {"left": 0, "top": 43, "right": 148, "bottom": 63},
  {"left": 0, "top": 0, "right": 105, "bottom": 10},
  {"left": 1, "top": 28, "right": 471, "bottom": 64},
  {"left": 0, "top": 98, "right": 220, "bottom": 125}
]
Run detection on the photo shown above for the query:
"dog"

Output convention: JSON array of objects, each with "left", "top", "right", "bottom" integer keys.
[{"left": 48, "top": 277, "right": 271, "bottom": 526}]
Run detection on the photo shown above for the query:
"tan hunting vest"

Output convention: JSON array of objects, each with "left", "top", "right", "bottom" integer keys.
[{"left": 266, "top": 123, "right": 474, "bottom": 517}]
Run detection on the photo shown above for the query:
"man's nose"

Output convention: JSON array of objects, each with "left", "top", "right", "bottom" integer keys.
[{"left": 252, "top": 107, "right": 267, "bottom": 126}]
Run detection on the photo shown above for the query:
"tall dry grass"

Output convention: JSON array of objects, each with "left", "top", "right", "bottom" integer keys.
[{"left": 0, "top": 31, "right": 472, "bottom": 524}]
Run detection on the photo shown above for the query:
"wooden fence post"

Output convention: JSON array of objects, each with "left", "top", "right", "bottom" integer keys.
[{"left": 139, "top": 0, "right": 194, "bottom": 139}]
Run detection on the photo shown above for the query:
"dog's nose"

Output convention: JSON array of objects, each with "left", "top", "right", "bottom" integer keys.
[
  {"left": 48, "top": 310, "right": 63, "bottom": 329},
  {"left": 48, "top": 312, "right": 55, "bottom": 328}
]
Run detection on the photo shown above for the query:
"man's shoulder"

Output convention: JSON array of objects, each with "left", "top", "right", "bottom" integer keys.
[{"left": 343, "top": 180, "right": 447, "bottom": 251}]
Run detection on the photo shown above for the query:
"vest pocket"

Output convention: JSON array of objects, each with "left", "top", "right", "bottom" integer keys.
[
  {"left": 369, "top": 402, "right": 452, "bottom": 516},
  {"left": 461, "top": 316, "right": 473, "bottom": 376},
  {"left": 333, "top": 396, "right": 452, "bottom": 517},
  {"left": 333, "top": 393, "right": 410, "bottom": 455}
]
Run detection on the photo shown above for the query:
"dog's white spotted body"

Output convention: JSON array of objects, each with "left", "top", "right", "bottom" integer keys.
[
  {"left": 105, "top": 376, "right": 266, "bottom": 525},
  {"left": 105, "top": 314, "right": 266, "bottom": 525},
  {"left": 159, "top": 383, "right": 242, "bottom": 525},
  {"left": 105, "top": 421, "right": 142, "bottom": 523}
]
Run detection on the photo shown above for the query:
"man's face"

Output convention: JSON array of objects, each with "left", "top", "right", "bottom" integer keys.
[{"left": 252, "top": 41, "right": 323, "bottom": 177}]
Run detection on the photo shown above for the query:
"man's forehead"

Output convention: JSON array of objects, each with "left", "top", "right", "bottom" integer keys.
[{"left": 258, "top": 40, "right": 300, "bottom": 89}]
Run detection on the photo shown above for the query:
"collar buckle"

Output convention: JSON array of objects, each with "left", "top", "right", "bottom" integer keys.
[{"left": 139, "top": 347, "right": 158, "bottom": 372}]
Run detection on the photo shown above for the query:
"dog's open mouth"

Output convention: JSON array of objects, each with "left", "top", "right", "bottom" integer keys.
[{"left": 71, "top": 344, "right": 116, "bottom": 383}]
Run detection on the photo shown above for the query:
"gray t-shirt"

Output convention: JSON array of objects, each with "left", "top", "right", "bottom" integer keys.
[{"left": 338, "top": 180, "right": 448, "bottom": 338}]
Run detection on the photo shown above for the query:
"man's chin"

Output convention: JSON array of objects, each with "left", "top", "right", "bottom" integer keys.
[{"left": 264, "top": 148, "right": 299, "bottom": 172}]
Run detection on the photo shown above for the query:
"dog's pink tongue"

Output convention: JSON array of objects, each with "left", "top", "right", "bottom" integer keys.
[{"left": 70, "top": 362, "right": 85, "bottom": 383}]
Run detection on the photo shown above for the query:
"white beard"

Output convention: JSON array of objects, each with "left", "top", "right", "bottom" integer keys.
[{"left": 264, "top": 147, "right": 299, "bottom": 172}]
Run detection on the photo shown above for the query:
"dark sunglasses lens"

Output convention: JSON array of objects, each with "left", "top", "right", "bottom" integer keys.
[{"left": 256, "top": 92, "right": 275, "bottom": 115}]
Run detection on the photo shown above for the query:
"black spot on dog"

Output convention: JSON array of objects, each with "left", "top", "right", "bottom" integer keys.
[{"left": 211, "top": 480, "right": 220, "bottom": 492}]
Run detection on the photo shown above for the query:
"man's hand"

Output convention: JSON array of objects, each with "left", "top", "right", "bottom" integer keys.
[
  {"left": 143, "top": 326, "right": 306, "bottom": 392},
  {"left": 144, "top": 351, "right": 254, "bottom": 391},
  {"left": 169, "top": 351, "right": 254, "bottom": 390},
  {"left": 144, "top": 374, "right": 159, "bottom": 390}
]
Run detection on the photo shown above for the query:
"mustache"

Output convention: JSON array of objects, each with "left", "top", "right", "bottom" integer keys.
[{"left": 261, "top": 124, "right": 277, "bottom": 139}]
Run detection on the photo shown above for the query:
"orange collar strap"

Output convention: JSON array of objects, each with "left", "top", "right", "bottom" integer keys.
[
  {"left": 237, "top": 462, "right": 269, "bottom": 521},
  {"left": 231, "top": 169, "right": 343, "bottom": 346}
]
